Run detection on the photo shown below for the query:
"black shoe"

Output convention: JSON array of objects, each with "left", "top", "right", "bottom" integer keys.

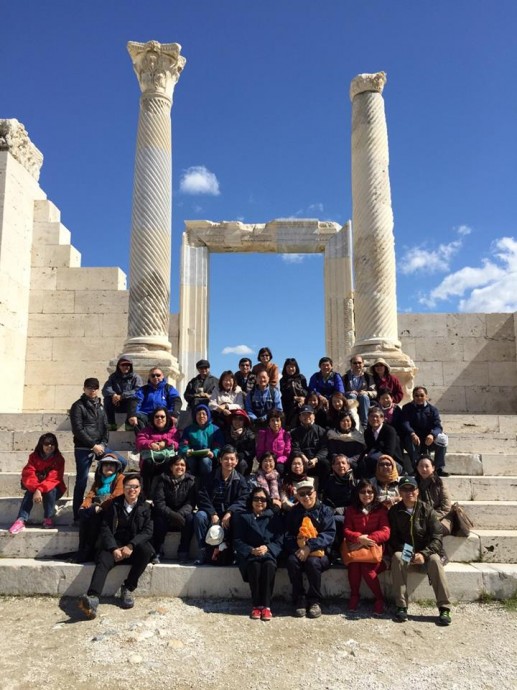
[
  {"left": 120, "top": 586, "right": 135, "bottom": 609},
  {"left": 438, "top": 607, "right": 452, "bottom": 626},
  {"left": 437, "top": 468, "right": 450, "bottom": 477},
  {"left": 294, "top": 597, "right": 307, "bottom": 618},
  {"left": 178, "top": 551, "right": 190, "bottom": 564},
  {"left": 394, "top": 606, "right": 408, "bottom": 622},
  {"left": 307, "top": 603, "right": 322, "bottom": 619},
  {"left": 151, "top": 554, "right": 161, "bottom": 565},
  {"left": 78, "top": 594, "right": 99, "bottom": 619}
]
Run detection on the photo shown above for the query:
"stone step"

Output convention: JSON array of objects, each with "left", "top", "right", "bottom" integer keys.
[
  {"left": 0, "top": 450, "right": 136, "bottom": 473},
  {"left": 447, "top": 433, "right": 516, "bottom": 452},
  {"left": 482, "top": 454, "right": 517, "bottom": 476},
  {"left": 476, "top": 530, "right": 517, "bottom": 564},
  {"left": 446, "top": 476, "right": 517, "bottom": 501},
  {"left": 441, "top": 414, "right": 517, "bottom": 435},
  {"left": 458, "top": 501, "right": 517, "bottom": 530},
  {"left": 0, "top": 559, "right": 515, "bottom": 601},
  {"left": 0, "top": 497, "right": 74, "bottom": 524},
  {"left": 0, "top": 430, "right": 136, "bottom": 452},
  {"left": 0, "top": 472, "right": 87, "bottom": 497}
]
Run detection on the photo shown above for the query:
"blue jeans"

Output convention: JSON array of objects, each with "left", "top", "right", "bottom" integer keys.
[
  {"left": 18, "top": 487, "right": 62, "bottom": 521},
  {"left": 194, "top": 510, "right": 211, "bottom": 549},
  {"left": 345, "top": 392, "right": 370, "bottom": 426},
  {"left": 186, "top": 455, "right": 213, "bottom": 477},
  {"left": 404, "top": 436, "right": 446, "bottom": 470},
  {"left": 73, "top": 448, "right": 113, "bottom": 520}
]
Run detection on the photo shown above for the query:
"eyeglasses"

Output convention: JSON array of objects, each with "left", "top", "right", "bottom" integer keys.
[
  {"left": 379, "top": 463, "right": 392, "bottom": 468},
  {"left": 125, "top": 484, "right": 140, "bottom": 490},
  {"left": 119, "top": 363, "right": 131, "bottom": 367},
  {"left": 150, "top": 373, "right": 162, "bottom": 378},
  {"left": 154, "top": 415, "right": 166, "bottom": 419},
  {"left": 297, "top": 490, "right": 314, "bottom": 498},
  {"left": 252, "top": 497, "right": 267, "bottom": 503},
  {"left": 359, "top": 490, "right": 374, "bottom": 495},
  {"left": 352, "top": 361, "right": 363, "bottom": 365}
]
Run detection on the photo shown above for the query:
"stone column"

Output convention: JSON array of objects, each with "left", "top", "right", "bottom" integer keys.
[
  {"left": 119, "top": 40, "right": 186, "bottom": 383},
  {"left": 349, "top": 72, "right": 416, "bottom": 398}
]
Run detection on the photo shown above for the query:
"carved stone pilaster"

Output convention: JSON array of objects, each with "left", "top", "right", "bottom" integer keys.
[{"left": 0, "top": 119, "right": 43, "bottom": 181}]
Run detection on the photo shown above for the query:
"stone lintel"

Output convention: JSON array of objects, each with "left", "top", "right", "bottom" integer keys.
[
  {"left": 349, "top": 71, "right": 387, "bottom": 101},
  {"left": 0, "top": 119, "right": 43, "bottom": 181}
]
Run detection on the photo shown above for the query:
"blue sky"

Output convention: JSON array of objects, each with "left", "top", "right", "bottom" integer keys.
[{"left": 2, "top": 1, "right": 516, "bottom": 380}]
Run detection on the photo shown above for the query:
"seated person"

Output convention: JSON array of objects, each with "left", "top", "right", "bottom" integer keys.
[
  {"left": 280, "top": 357, "right": 308, "bottom": 429},
  {"left": 234, "top": 357, "right": 256, "bottom": 396},
  {"left": 377, "top": 388, "right": 403, "bottom": 432},
  {"left": 284, "top": 477, "right": 336, "bottom": 619},
  {"left": 327, "top": 391, "right": 360, "bottom": 431},
  {"left": 321, "top": 453, "right": 356, "bottom": 554},
  {"left": 193, "top": 445, "right": 249, "bottom": 564},
  {"left": 343, "top": 355, "right": 377, "bottom": 427},
  {"left": 280, "top": 452, "right": 309, "bottom": 511},
  {"left": 102, "top": 357, "right": 142, "bottom": 431},
  {"left": 133, "top": 367, "right": 181, "bottom": 430},
  {"left": 152, "top": 455, "right": 196, "bottom": 563},
  {"left": 359, "top": 407, "right": 405, "bottom": 478},
  {"left": 370, "top": 454, "right": 401, "bottom": 509},
  {"left": 326, "top": 411, "right": 366, "bottom": 469},
  {"left": 245, "top": 370, "right": 282, "bottom": 428},
  {"left": 9, "top": 432, "right": 66, "bottom": 534},
  {"left": 415, "top": 455, "right": 452, "bottom": 535},
  {"left": 254, "top": 451, "right": 282, "bottom": 510},
  {"left": 78, "top": 474, "right": 154, "bottom": 619},
  {"left": 208, "top": 370, "right": 244, "bottom": 427},
  {"left": 183, "top": 359, "right": 218, "bottom": 414},
  {"left": 75, "top": 453, "right": 125, "bottom": 562},
  {"left": 308, "top": 357, "right": 344, "bottom": 410},
  {"left": 252, "top": 347, "right": 279, "bottom": 388},
  {"left": 370, "top": 358, "right": 404, "bottom": 404},
  {"left": 179, "top": 404, "right": 224, "bottom": 477},
  {"left": 135, "top": 407, "right": 180, "bottom": 498},
  {"left": 305, "top": 391, "right": 329, "bottom": 428},
  {"left": 401, "top": 386, "right": 448, "bottom": 476},
  {"left": 290, "top": 405, "right": 330, "bottom": 482},
  {"left": 255, "top": 409, "right": 291, "bottom": 473},
  {"left": 389, "top": 476, "right": 452, "bottom": 626},
  {"left": 223, "top": 409, "right": 256, "bottom": 476}
]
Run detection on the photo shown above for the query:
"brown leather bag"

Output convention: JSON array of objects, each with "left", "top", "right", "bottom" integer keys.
[{"left": 340, "top": 540, "right": 383, "bottom": 565}]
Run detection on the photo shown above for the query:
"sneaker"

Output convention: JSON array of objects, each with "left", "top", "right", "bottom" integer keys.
[
  {"left": 250, "top": 607, "right": 262, "bottom": 620},
  {"left": 261, "top": 607, "right": 273, "bottom": 621},
  {"left": 373, "top": 599, "right": 385, "bottom": 616},
  {"left": 8, "top": 519, "right": 25, "bottom": 535},
  {"left": 151, "top": 554, "right": 161, "bottom": 565},
  {"left": 438, "top": 607, "right": 452, "bottom": 626},
  {"left": 394, "top": 606, "right": 408, "bottom": 622},
  {"left": 42, "top": 518, "right": 54, "bottom": 529},
  {"left": 78, "top": 594, "right": 99, "bottom": 619},
  {"left": 307, "top": 603, "right": 322, "bottom": 619},
  {"left": 294, "top": 597, "right": 307, "bottom": 618},
  {"left": 348, "top": 595, "right": 360, "bottom": 611},
  {"left": 120, "top": 586, "right": 135, "bottom": 609}
]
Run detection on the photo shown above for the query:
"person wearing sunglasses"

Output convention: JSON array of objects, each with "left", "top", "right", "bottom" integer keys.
[
  {"left": 133, "top": 367, "right": 182, "bottom": 431},
  {"left": 401, "top": 386, "right": 449, "bottom": 476},
  {"left": 101, "top": 356, "right": 143, "bottom": 432},
  {"left": 78, "top": 473, "right": 154, "bottom": 620},
  {"left": 388, "top": 476, "right": 452, "bottom": 626},
  {"left": 284, "top": 477, "right": 336, "bottom": 619},
  {"left": 233, "top": 486, "right": 284, "bottom": 621},
  {"left": 135, "top": 406, "right": 180, "bottom": 497}
]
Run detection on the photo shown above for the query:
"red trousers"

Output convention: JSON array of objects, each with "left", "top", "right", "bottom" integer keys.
[{"left": 347, "top": 560, "right": 386, "bottom": 600}]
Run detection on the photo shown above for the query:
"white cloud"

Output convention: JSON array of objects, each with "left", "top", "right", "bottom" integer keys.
[
  {"left": 420, "top": 236, "right": 517, "bottom": 311},
  {"left": 221, "top": 344, "right": 253, "bottom": 355},
  {"left": 179, "top": 166, "right": 220, "bottom": 196},
  {"left": 399, "top": 225, "right": 473, "bottom": 275},
  {"left": 281, "top": 253, "right": 305, "bottom": 264}
]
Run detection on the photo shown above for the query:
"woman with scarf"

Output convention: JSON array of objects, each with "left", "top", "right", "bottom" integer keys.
[
  {"left": 369, "top": 454, "right": 401, "bottom": 509},
  {"left": 415, "top": 455, "right": 452, "bottom": 535},
  {"left": 136, "top": 407, "right": 180, "bottom": 497},
  {"left": 280, "top": 451, "right": 309, "bottom": 511}
]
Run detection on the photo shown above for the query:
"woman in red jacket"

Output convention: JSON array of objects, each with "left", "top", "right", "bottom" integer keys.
[
  {"left": 9, "top": 433, "right": 66, "bottom": 533},
  {"left": 343, "top": 478, "right": 390, "bottom": 615}
]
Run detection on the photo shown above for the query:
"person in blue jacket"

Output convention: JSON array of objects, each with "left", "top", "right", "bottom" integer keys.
[
  {"left": 308, "top": 357, "right": 344, "bottom": 411},
  {"left": 133, "top": 367, "right": 182, "bottom": 430},
  {"left": 401, "top": 386, "right": 448, "bottom": 476},
  {"left": 245, "top": 370, "right": 282, "bottom": 428}
]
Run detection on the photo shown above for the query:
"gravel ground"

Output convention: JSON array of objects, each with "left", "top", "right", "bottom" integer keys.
[{"left": 0, "top": 596, "right": 515, "bottom": 690}]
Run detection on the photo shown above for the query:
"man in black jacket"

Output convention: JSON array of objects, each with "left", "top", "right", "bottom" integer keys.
[
  {"left": 78, "top": 474, "right": 154, "bottom": 619},
  {"left": 389, "top": 476, "right": 452, "bottom": 626},
  {"left": 70, "top": 378, "right": 110, "bottom": 522},
  {"left": 290, "top": 405, "right": 329, "bottom": 482}
]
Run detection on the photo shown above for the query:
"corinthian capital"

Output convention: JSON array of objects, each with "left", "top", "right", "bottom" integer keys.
[
  {"left": 128, "top": 40, "right": 186, "bottom": 102},
  {"left": 349, "top": 71, "right": 387, "bottom": 101}
]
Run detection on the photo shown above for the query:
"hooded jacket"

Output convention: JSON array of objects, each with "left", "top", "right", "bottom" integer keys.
[
  {"left": 21, "top": 450, "right": 67, "bottom": 495},
  {"left": 179, "top": 404, "right": 224, "bottom": 459},
  {"left": 102, "top": 357, "right": 143, "bottom": 399},
  {"left": 152, "top": 470, "right": 197, "bottom": 521},
  {"left": 80, "top": 454, "right": 125, "bottom": 510}
]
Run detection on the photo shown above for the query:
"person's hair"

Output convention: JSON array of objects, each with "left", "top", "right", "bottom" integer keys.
[
  {"left": 368, "top": 407, "right": 384, "bottom": 418},
  {"left": 267, "top": 408, "right": 284, "bottom": 423},
  {"left": 377, "top": 388, "right": 393, "bottom": 399},
  {"left": 351, "top": 479, "right": 379, "bottom": 510},
  {"left": 350, "top": 355, "right": 363, "bottom": 364},
  {"left": 218, "top": 370, "right": 236, "bottom": 391},
  {"left": 319, "top": 356, "right": 332, "bottom": 367},
  {"left": 281, "top": 357, "right": 300, "bottom": 377},
  {"left": 259, "top": 451, "right": 278, "bottom": 470},
  {"left": 257, "top": 347, "right": 272, "bottom": 360},
  {"left": 331, "top": 453, "right": 350, "bottom": 467},
  {"left": 337, "top": 410, "right": 356, "bottom": 430},
  {"left": 220, "top": 444, "right": 237, "bottom": 460},
  {"left": 415, "top": 454, "right": 442, "bottom": 487},
  {"left": 239, "top": 357, "right": 252, "bottom": 367},
  {"left": 151, "top": 406, "right": 172, "bottom": 431},
  {"left": 149, "top": 366, "right": 163, "bottom": 375},
  {"left": 123, "top": 473, "right": 141, "bottom": 486},
  {"left": 305, "top": 392, "right": 320, "bottom": 408},
  {"left": 35, "top": 433, "right": 59, "bottom": 457},
  {"left": 413, "top": 386, "right": 428, "bottom": 396},
  {"left": 330, "top": 391, "right": 347, "bottom": 409},
  {"left": 169, "top": 454, "right": 186, "bottom": 469},
  {"left": 284, "top": 451, "right": 308, "bottom": 479},
  {"left": 246, "top": 485, "right": 273, "bottom": 512}
]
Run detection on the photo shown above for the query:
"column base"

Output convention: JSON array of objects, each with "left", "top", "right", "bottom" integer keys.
[
  {"left": 351, "top": 340, "right": 417, "bottom": 404},
  {"left": 109, "top": 337, "right": 182, "bottom": 387}
]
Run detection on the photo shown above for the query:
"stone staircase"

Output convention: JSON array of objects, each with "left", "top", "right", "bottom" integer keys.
[{"left": 0, "top": 412, "right": 516, "bottom": 602}]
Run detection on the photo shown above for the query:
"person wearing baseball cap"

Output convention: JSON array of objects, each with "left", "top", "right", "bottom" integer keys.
[
  {"left": 388, "top": 475, "right": 452, "bottom": 626},
  {"left": 184, "top": 359, "right": 218, "bottom": 415}
]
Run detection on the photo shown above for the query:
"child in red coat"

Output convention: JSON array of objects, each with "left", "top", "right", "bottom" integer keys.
[
  {"left": 343, "top": 478, "right": 390, "bottom": 614},
  {"left": 9, "top": 433, "right": 66, "bottom": 533}
]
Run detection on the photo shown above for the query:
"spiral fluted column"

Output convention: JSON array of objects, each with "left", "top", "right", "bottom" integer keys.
[
  {"left": 119, "top": 40, "right": 186, "bottom": 382},
  {"left": 349, "top": 72, "right": 416, "bottom": 399}
]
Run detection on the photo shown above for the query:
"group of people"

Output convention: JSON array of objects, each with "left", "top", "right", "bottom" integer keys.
[{"left": 6, "top": 347, "right": 452, "bottom": 626}]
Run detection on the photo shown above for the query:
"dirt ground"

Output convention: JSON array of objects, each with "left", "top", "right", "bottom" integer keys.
[{"left": 0, "top": 596, "right": 515, "bottom": 690}]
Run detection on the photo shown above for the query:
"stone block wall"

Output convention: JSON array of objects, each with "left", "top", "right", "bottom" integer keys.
[{"left": 399, "top": 313, "right": 517, "bottom": 413}]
